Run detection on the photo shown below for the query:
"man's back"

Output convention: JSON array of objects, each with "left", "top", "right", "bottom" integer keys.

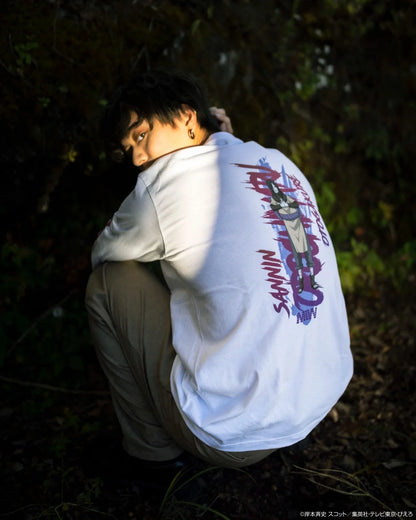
[{"left": 109, "top": 131, "right": 353, "bottom": 451}]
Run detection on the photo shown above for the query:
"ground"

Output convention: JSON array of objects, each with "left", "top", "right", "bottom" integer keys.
[{"left": 1, "top": 285, "right": 415, "bottom": 520}]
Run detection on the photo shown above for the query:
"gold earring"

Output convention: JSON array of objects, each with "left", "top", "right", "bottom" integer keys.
[{"left": 188, "top": 129, "right": 195, "bottom": 140}]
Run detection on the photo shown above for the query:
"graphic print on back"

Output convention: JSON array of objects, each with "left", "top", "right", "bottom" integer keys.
[{"left": 237, "top": 159, "right": 331, "bottom": 325}]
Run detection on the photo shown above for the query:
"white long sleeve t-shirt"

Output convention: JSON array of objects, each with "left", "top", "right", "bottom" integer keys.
[{"left": 91, "top": 132, "right": 353, "bottom": 452}]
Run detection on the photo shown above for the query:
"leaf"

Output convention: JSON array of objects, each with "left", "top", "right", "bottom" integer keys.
[
  {"left": 381, "top": 460, "right": 408, "bottom": 470},
  {"left": 402, "top": 497, "right": 416, "bottom": 508},
  {"left": 191, "top": 19, "right": 201, "bottom": 35}
]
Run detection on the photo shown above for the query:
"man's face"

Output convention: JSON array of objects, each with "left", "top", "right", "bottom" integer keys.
[{"left": 121, "top": 111, "right": 194, "bottom": 170}]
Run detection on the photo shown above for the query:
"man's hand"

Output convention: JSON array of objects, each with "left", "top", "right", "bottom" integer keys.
[{"left": 210, "top": 107, "right": 233, "bottom": 134}]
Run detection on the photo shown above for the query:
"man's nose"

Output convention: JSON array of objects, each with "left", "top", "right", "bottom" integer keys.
[{"left": 133, "top": 150, "right": 148, "bottom": 168}]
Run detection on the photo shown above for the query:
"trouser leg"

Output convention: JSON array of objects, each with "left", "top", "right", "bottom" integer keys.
[
  {"left": 85, "top": 261, "right": 182, "bottom": 461},
  {"left": 85, "top": 261, "right": 276, "bottom": 468}
]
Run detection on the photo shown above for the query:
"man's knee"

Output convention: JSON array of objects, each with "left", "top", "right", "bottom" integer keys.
[
  {"left": 86, "top": 261, "right": 167, "bottom": 317},
  {"left": 86, "top": 261, "right": 140, "bottom": 298},
  {"left": 85, "top": 262, "right": 133, "bottom": 313}
]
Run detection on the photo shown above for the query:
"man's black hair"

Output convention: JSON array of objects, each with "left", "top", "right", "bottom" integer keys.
[
  {"left": 266, "top": 179, "right": 287, "bottom": 203},
  {"left": 102, "top": 70, "right": 221, "bottom": 162}
]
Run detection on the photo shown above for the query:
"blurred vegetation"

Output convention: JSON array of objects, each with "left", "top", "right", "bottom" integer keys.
[
  {"left": 0, "top": 0, "right": 415, "bottom": 381},
  {"left": 1, "top": 2, "right": 415, "bottom": 517}
]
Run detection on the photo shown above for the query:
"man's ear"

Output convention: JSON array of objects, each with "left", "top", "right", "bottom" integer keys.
[{"left": 180, "top": 104, "right": 197, "bottom": 127}]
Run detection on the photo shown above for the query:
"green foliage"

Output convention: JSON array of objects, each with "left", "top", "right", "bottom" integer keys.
[
  {"left": 1, "top": 240, "right": 55, "bottom": 304},
  {"left": 293, "top": 464, "right": 393, "bottom": 511},
  {"left": 337, "top": 239, "right": 384, "bottom": 293},
  {"left": 1, "top": 5, "right": 414, "bottom": 519},
  {"left": 158, "top": 466, "right": 232, "bottom": 520},
  {"left": 3, "top": 294, "right": 93, "bottom": 390},
  {"left": 0, "top": 0, "right": 415, "bottom": 384},
  {"left": 14, "top": 41, "right": 39, "bottom": 67},
  {"left": 37, "top": 473, "right": 107, "bottom": 519}
]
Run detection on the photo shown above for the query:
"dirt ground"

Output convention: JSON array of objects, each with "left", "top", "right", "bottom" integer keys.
[{"left": 1, "top": 286, "right": 415, "bottom": 519}]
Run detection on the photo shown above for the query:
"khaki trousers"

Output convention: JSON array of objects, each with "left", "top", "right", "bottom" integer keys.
[{"left": 85, "top": 261, "right": 275, "bottom": 468}]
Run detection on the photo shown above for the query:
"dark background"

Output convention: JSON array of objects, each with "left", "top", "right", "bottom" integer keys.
[{"left": 1, "top": 1, "right": 415, "bottom": 518}]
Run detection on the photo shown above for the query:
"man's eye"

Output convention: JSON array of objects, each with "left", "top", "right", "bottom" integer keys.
[{"left": 136, "top": 132, "right": 146, "bottom": 143}]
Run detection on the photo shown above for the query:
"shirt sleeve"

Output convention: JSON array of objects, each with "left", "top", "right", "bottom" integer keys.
[{"left": 91, "top": 176, "right": 164, "bottom": 269}]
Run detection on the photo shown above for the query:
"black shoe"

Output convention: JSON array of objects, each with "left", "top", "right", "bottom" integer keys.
[
  {"left": 124, "top": 452, "right": 192, "bottom": 483},
  {"left": 298, "top": 277, "right": 304, "bottom": 293},
  {"left": 82, "top": 432, "right": 193, "bottom": 488},
  {"left": 310, "top": 275, "right": 319, "bottom": 290}
]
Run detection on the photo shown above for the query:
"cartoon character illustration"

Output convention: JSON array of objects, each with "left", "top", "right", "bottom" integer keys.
[{"left": 266, "top": 179, "right": 319, "bottom": 293}]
